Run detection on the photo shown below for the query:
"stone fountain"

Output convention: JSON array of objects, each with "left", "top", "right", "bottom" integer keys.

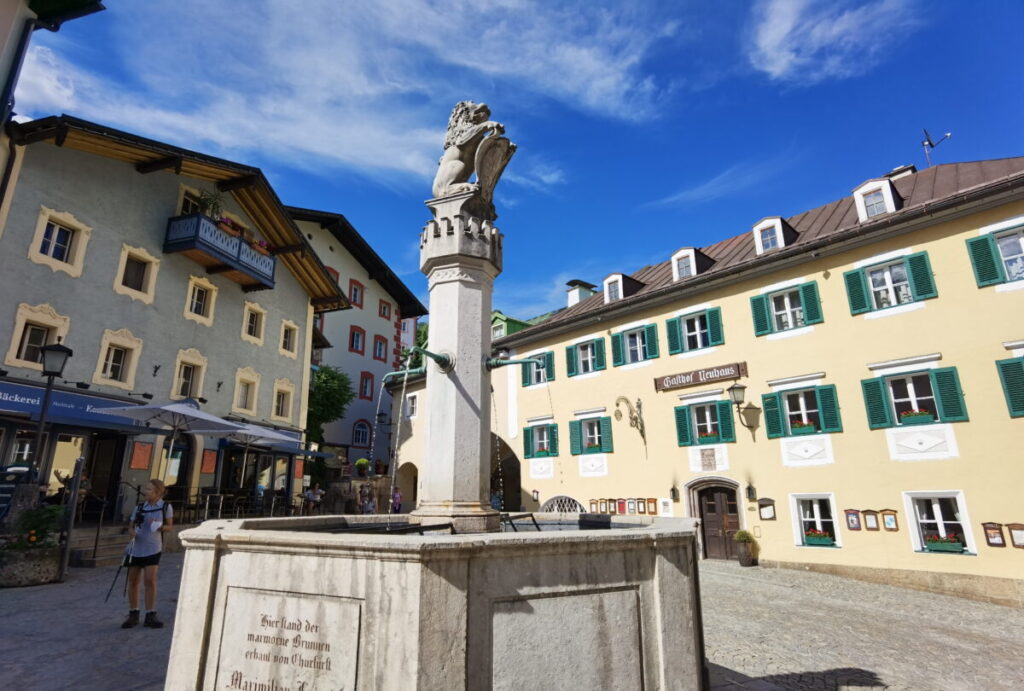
[{"left": 166, "top": 102, "right": 706, "bottom": 690}]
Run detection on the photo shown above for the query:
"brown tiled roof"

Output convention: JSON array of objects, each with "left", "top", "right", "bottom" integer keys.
[{"left": 499, "top": 157, "right": 1024, "bottom": 342}]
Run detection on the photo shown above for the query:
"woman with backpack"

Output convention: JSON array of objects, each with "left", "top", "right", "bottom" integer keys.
[{"left": 121, "top": 479, "right": 173, "bottom": 629}]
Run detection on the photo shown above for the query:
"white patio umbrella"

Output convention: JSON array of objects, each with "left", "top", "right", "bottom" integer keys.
[{"left": 97, "top": 399, "right": 243, "bottom": 480}]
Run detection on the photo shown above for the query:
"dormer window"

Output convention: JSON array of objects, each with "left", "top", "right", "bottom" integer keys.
[
  {"left": 752, "top": 217, "right": 796, "bottom": 256},
  {"left": 759, "top": 226, "right": 779, "bottom": 251},
  {"left": 670, "top": 247, "right": 714, "bottom": 282},
  {"left": 675, "top": 254, "right": 693, "bottom": 278},
  {"left": 852, "top": 179, "right": 901, "bottom": 222},
  {"left": 603, "top": 272, "right": 645, "bottom": 304},
  {"left": 607, "top": 279, "right": 621, "bottom": 301},
  {"left": 863, "top": 190, "right": 887, "bottom": 218}
]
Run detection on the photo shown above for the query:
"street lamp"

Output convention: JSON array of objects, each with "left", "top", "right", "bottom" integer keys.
[
  {"left": 727, "top": 382, "right": 757, "bottom": 430},
  {"left": 32, "top": 340, "right": 73, "bottom": 474}
]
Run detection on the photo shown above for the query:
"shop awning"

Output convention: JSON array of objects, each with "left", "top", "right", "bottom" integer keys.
[
  {"left": 268, "top": 443, "right": 335, "bottom": 460},
  {"left": 1, "top": 380, "right": 150, "bottom": 433}
]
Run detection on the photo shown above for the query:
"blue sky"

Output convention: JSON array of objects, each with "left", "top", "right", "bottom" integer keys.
[{"left": 16, "top": 0, "right": 1024, "bottom": 319}]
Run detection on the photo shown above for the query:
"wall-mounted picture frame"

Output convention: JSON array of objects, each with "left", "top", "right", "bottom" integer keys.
[
  {"left": 609, "top": 498, "right": 617, "bottom": 515},
  {"left": 1007, "top": 523, "right": 1024, "bottom": 549},
  {"left": 982, "top": 522, "right": 1006, "bottom": 548},
  {"left": 757, "top": 498, "right": 776, "bottom": 521},
  {"left": 862, "top": 510, "right": 879, "bottom": 531},
  {"left": 599, "top": 499, "right": 608, "bottom": 513},
  {"left": 627, "top": 499, "right": 637, "bottom": 515},
  {"left": 637, "top": 499, "right": 646, "bottom": 514},
  {"left": 647, "top": 498, "right": 658, "bottom": 514},
  {"left": 845, "top": 509, "right": 862, "bottom": 531},
  {"left": 129, "top": 441, "right": 153, "bottom": 470},
  {"left": 618, "top": 499, "right": 627, "bottom": 514},
  {"left": 881, "top": 509, "right": 898, "bottom": 532},
  {"left": 589, "top": 499, "right": 598, "bottom": 513}
]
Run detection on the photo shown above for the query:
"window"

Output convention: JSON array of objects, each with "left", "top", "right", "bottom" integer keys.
[
  {"left": 863, "top": 190, "right": 887, "bottom": 218},
  {"left": 904, "top": 492, "right": 975, "bottom": 553},
  {"left": 349, "top": 326, "right": 365, "bottom": 355},
  {"left": 797, "top": 497, "right": 837, "bottom": 546},
  {"left": 279, "top": 321, "right": 299, "bottom": 358},
  {"left": 402, "top": 320, "right": 409, "bottom": 333},
  {"left": 674, "top": 401, "right": 736, "bottom": 445},
  {"left": 236, "top": 381, "right": 253, "bottom": 410},
  {"left": 373, "top": 335, "right": 388, "bottom": 362},
  {"left": 762, "top": 385, "right": 842, "bottom": 438},
  {"left": 271, "top": 378, "right": 295, "bottom": 423},
  {"left": 844, "top": 252, "right": 937, "bottom": 314},
  {"left": 566, "top": 339, "right": 606, "bottom": 377},
  {"left": 180, "top": 191, "right": 201, "bottom": 215},
  {"left": 521, "top": 352, "right": 554, "bottom": 387},
  {"left": 5, "top": 303, "right": 70, "bottom": 371},
  {"left": 379, "top": 300, "right": 392, "bottom": 319},
  {"left": 523, "top": 423, "right": 558, "bottom": 458},
  {"left": 967, "top": 228, "right": 1024, "bottom": 286},
  {"left": 102, "top": 346, "right": 128, "bottom": 382},
  {"left": 16, "top": 323, "right": 49, "bottom": 363},
  {"left": 183, "top": 275, "right": 218, "bottom": 326},
  {"left": 759, "top": 226, "right": 779, "bottom": 251},
  {"left": 675, "top": 255, "right": 692, "bottom": 278},
  {"left": 753, "top": 218, "right": 793, "bottom": 255},
  {"left": 94, "top": 329, "right": 143, "bottom": 390},
  {"left": 996, "top": 357, "right": 1024, "bottom": 418},
  {"left": 349, "top": 280, "right": 364, "bottom": 308},
  {"left": 352, "top": 421, "right": 371, "bottom": 447},
  {"left": 492, "top": 324, "right": 505, "bottom": 338},
  {"left": 568, "top": 417, "right": 612, "bottom": 455},
  {"left": 241, "top": 302, "right": 266, "bottom": 345},
  {"left": 178, "top": 363, "right": 197, "bottom": 398},
  {"left": 28, "top": 208, "right": 92, "bottom": 278},
  {"left": 190, "top": 286, "right": 210, "bottom": 317},
  {"left": 112, "top": 245, "right": 160, "bottom": 304},
  {"left": 611, "top": 325, "right": 659, "bottom": 366},
  {"left": 750, "top": 282, "right": 823, "bottom": 336},
  {"left": 666, "top": 308, "right": 723, "bottom": 354},
  {"left": 121, "top": 257, "right": 147, "bottom": 292},
  {"left": 359, "top": 371, "right": 374, "bottom": 401},
  {"left": 405, "top": 394, "right": 418, "bottom": 418},
  {"left": 232, "top": 367, "right": 260, "bottom": 414},
  {"left": 171, "top": 348, "right": 207, "bottom": 400},
  {"left": 607, "top": 280, "right": 620, "bottom": 301},
  {"left": 860, "top": 367, "right": 967, "bottom": 429}
]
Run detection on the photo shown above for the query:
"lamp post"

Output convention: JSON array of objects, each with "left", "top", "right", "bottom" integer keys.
[
  {"left": 727, "top": 382, "right": 757, "bottom": 430},
  {"left": 32, "top": 341, "right": 73, "bottom": 476}
]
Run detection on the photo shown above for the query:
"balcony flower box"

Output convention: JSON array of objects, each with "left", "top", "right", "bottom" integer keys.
[
  {"left": 250, "top": 240, "right": 272, "bottom": 256},
  {"left": 900, "top": 410, "right": 934, "bottom": 426},
  {"left": 804, "top": 529, "right": 834, "bottom": 546},
  {"left": 697, "top": 434, "right": 719, "bottom": 445},
  {"left": 791, "top": 423, "right": 817, "bottom": 436}
]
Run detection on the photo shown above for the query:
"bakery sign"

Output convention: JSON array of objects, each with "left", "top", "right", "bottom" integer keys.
[{"left": 654, "top": 362, "right": 748, "bottom": 392}]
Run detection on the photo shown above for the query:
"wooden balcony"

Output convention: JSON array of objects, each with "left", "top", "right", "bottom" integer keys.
[{"left": 164, "top": 213, "right": 276, "bottom": 290}]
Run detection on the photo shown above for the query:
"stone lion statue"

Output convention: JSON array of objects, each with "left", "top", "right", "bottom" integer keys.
[{"left": 431, "top": 101, "right": 507, "bottom": 198}]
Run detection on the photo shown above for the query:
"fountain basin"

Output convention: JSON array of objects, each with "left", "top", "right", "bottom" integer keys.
[{"left": 166, "top": 514, "right": 705, "bottom": 690}]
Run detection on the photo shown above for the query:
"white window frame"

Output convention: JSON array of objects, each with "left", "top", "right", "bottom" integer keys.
[
  {"left": 853, "top": 179, "right": 898, "bottom": 222},
  {"left": 691, "top": 402, "right": 720, "bottom": 437},
  {"left": 671, "top": 248, "right": 698, "bottom": 281},
  {"left": 682, "top": 312, "right": 709, "bottom": 351},
  {"left": 533, "top": 425, "right": 550, "bottom": 455},
  {"left": 789, "top": 493, "right": 841, "bottom": 547},
  {"left": 863, "top": 189, "right": 887, "bottom": 218},
  {"left": 769, "top": 288, "right": 805, "bottom": 332},
  {"left": 170, "top": 348, "right": 206, "bottom": 400},
  {"left": 623, "top": 327, "right": 647, "bottom": 364},
  {"left": 241, "top": 301, "right": 266, "bottom": 346},
  {"left": 783, "top": 388, "right": 820, "bottom": 432},
  {"left": 16, "top": 323, "right": 49, "bottom": 364},
  {"left": 350, "top": 329, "right": 364, "bottom": 353},
  {"left": 886, "top": 372, "right": 937, "bottom": 423},
  {"left": 583, "top": 418, "right": 602, "bottom": 450},
  {"left": 577, "top": 341, "right": 596, "bottom": 374},
  {"left": 92, "top": 328, "right": 142, "bottom": 391},
  {"left": 231, "top": 366, "right": 261, "bottom": 415},
  {"left": 352, "top": 421, "right": 371, "bottom": 447},
  {"left": 405, "top": 394, "right": 418, "bottom": 419},
  {"left": 867, "top": 260, "right": 914, "bottom": 309},
  {"left": 373, "top": 336, "right": 387, "bottom": 361},
  {"left": 271, "top": 378, "right": 295, "bottom": 423},
  {"left": 530, "top": 357, "right": 548, "bottom": 385},
  {"left": 902, "top": 490, "right": 976, "bottom": 553},
  {"left": 753, "top": 218, "right": 785, "bottom": 255},
  {"left": 492, "top": 324, "right": 505, "bottom": 338},
  {"left": 603, "top": 275, "right": 622, "bottom": 303},
  {"left": 359, "top": 373, "right": 374, "bottom": 399},
  {"left": 994, "top": 228, "right": 1024, "bottom": 282}
]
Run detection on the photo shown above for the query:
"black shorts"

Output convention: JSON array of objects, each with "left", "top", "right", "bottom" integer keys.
[{"left": 124, "top": 552, "right": 161, "bottom": 568}]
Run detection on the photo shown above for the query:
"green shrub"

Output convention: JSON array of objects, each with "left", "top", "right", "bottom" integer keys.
[{"left": 732, "top": 530, "right": 755, "bottom": 543}]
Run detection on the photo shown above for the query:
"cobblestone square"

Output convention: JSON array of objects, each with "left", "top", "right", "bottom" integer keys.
[{"left": 1, "top": 555, "right": 1022, "bottom": 689}]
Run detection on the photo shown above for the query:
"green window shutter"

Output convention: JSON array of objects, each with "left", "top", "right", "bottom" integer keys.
[
  {"left": 522, "top": 427, "right": 534, "bottom": 459},
  {"left": 521, "top": 362, "right": 531, "bottom": 387},
  {"left": 815, "top": 385, "right": 843, "bottom": 433},
  {"left": 860, "top": 378, "right": 894, "bottom": 429},
  {"left": 565, "top": 345, "right": 578, "bottom": 377},
  {"left": 706, "top": 308, "right": 724, "bottom": 346},
  {"left": 761, "top": 393, "right": 784, "bottom": 439},
  {"left": 544, "top": 351, "right": 555, "bottom": 381},
  {"left": 666, "top": 317, "right": 683, "bottom": 355},
  {"left": 611, "top": 332, "right": 625, "bottom": 367},
  {"left": 800, "top": 282, "right": 823, "bottom": 325},
  {"left": 569, "top": 420, "right": 583, "bottom": 455},
  {"left": 674, "top": 405, "right": 692, "bottom": 446},
  {"left": 905, "top": 251, "right": 938, "bottom": 301},
  {"left": 594, "top": 338, "right": 607, "bottom": 370},
  {"left": 750, "top": 295, "right": 771, "bottom": 336},
  {"left": 966, "top": 235, "right": 1007, "bottom": 287},
  {"left": 996, "top": 357, "right": 1024, "bottom": 417},
  {"left": 716, "top": 400, "right": 735, "bottom": 443},
  {"left": 599, "top": 416, "right": 613, "bottom": 453},
  {"left": 843, "top": 269, "right": 871, "bottom": 314},
  {"left": 930, "top": 367, "right": 968, "bottom": 422},
  {"left": 644, "top": 324, "right": 660, "bottom": 359},
  {"left": 548, "top": 424, "right": 559, "bottom": 456}
]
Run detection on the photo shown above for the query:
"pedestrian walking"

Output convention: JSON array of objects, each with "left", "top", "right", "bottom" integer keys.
[
  {"left": 391, "top": 487, "right": 402, "bottom": 513},
  {"left": 121, "top": 479, "right": 173, "bottom": 629}
]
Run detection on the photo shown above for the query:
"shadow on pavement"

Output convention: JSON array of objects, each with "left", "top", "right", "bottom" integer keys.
[{"left": 709, "top": 662, "right": 885, "bottom": 690}]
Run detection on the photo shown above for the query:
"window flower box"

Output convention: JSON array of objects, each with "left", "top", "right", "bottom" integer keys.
[
  {"left": 791, "top": 423, "right": 817, "bottom": 436},
  {"left": 250, "top": 239, "right": 272, "bottom": 256},
  {"left": 804, "top": 529, "right": 834, "bottom": 546},
  {"left": 697, "top": 433, "right": 719, "bottom": 445},
  {"left": 900, "top": 410, "right": 934, "bottom": 426},
  {"left": 926, "top": 541, "right": 964, "bottom": 553}
]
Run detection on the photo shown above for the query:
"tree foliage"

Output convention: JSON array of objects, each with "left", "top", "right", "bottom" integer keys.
[
  {"left": 306, "top": 365, "right": 355, "bottom": 443},
  {"left": 407, "top": 321, "right": 429, "bottom": 367}
]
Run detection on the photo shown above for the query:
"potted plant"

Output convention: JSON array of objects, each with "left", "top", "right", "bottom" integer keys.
[
  {"left": 585, "top": 443, "right": 601, "bottom": 452},
  {"left": 733, "top": 530, "right": 757, "bottom": 567},
  {"left": 925, "top": 533, "right": 964, "bottom": 553},
  {"left": 804, "top": 529, "right": 834, "bottom": 546},
  {"left": 900, "top": 409, "right": 934, "bottom": 425},
  {"left": 790, "top": 420, "right": 817, "bottom": 435},
  {"left": 197, "top": 190, "right": 224, "bottom": 219},
  {"left": 354, "top": 458, "right": 370, "bottom": 477},
  {"left": 217, "top": 216, "right": 244, "bottom": 237},
  {"left": 697, "top": 432, "right": 719, "bottom": 444},
  {"left": 250, "top": 238, "right": 272, "bottom": 256},
  {"left": 0, "top": 504, "right": 65, "bottom": 587}
]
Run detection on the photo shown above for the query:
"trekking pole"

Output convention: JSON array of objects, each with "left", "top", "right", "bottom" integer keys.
[{"left": 104, "top": 537, "right": 134, "bottom": 603}]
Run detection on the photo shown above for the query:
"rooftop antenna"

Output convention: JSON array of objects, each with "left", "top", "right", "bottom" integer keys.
[{"left": 922, "top": 128, "right": 951, "bottom": 167}]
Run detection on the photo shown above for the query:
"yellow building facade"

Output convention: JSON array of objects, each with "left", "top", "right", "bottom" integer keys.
[{"left": 391, "top": 159, "right": 1024, "bottom": 606}]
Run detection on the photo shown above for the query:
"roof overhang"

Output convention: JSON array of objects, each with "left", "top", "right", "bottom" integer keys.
[{"left": 29, "top": 1, "right": 105, "bottom": 30}]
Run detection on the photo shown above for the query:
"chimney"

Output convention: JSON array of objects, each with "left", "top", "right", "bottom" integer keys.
[
  {"left": 886, "top": 164, "right": 917, "bottom": 180},
  {"left": 566, "top": 279, "right": 597, "bottom": 307}
]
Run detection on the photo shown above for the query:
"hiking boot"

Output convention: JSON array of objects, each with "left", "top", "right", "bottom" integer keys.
[
  {"left": 143, "top": 611, "right": 164, "bottom": 629},
  {"left": 121, "top": 610, "right": 140, "bottom": 629}
]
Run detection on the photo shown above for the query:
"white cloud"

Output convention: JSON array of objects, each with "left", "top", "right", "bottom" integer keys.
[
  {"left": 747, "top": 0, "right": 921, "bottom": 84},
  {"left": 15, "top": 0, "right": 675, "bottom": 186},
  {"left": 643, "top": 153, "right": 794, "bottom": 208}
]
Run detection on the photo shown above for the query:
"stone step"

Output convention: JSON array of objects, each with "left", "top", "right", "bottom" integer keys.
[{"left": 73, "top": 554, "right": 124, "bottom": 569}]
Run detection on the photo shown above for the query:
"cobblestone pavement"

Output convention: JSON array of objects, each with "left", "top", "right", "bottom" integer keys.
[
  {"left": 702, "top": 560, "right": 1024, "bottom": 691},
  {"left": 2, "top": 554, "right": 1022, "bottom": 690}
]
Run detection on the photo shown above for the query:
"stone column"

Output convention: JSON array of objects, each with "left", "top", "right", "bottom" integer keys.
[{"left": 412, "top": 190, "right": 503, "bottom": 533}]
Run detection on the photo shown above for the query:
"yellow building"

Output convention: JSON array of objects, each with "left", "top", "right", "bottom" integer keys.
[{"left": 390, "top": 158, "right": 1024, "bottom": 607}]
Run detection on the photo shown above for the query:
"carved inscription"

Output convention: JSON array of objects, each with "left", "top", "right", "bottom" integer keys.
[{"left": 214, "top": 587, "right": 360, "bottom": 691}]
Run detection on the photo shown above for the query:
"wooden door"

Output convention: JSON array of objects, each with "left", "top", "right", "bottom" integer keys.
[{"left": 698, "top": 487, "right": 740, "bottom": 559}]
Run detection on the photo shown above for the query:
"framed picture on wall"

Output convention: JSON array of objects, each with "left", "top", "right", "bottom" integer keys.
[
  {"left": 982, "top": 523, "right": 1006, "bottom": 548},
  {"left": 881, "top": 510, "right": 898, "bottom": 532},
  {"left": 757, "top": 498, "right": 775, "bottom": 520},
  {"left": 599, "top": 499, "right": 608, "bottom": 513},
  {"left": 129, "top": 441, "right": 153, "bottom": 470},
  {"left": 200, "top": 449, "right": 217, "bottom": 474},
  {"left": 627, "top": 499, "right": 637, "bottom": 515},
  {"left": 845, "top": 510, "right": 862, "bottom": 531},
  {"left": 862, "top": 510, "right": 880, "bottom": 531},
  {"left": 647, "top": 498, "right": 658, "bottom": 514},
  {"left": 609, "top": 499, "right": 617, "bottom": 515},
  {"left": 589, "top": 499, "right": 598, "bottom": 513},
  {"left": 637, "top": 499, "right": 646, "bottom": 514},
  {"left": 617, "top": 499, "right": 627, "bottom": 514},
  {"left": 1008, "top": 523, "right": 1024, "bottom": 549}
]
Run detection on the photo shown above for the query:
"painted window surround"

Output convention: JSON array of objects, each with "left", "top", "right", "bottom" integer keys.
[
  {"left": 27, "top": 207, "right": 93, "bottom": 278},
  {"left": 271, "top": 377, "right": 295, "bottom": 423},
  {"left": 4, "top": 303, "right": 70, "bottom": 371},
  {"left": 901, "top": 490, "right": 977, "bottom": 554},
  {"left": 372, "top": 334, "right": 388, "bottom": 362},
  {"left": 112, "top": 243, "right": 161, "bottom": 305},
  {"left": 603, "top": 274, "right": 622, "bottom": 304},
  {"left": 171, "top": 347, "right": 208, "bottom": 400},
  {"left": 232, "top": 366, "right": 261, "bottom": 416},
  {"left": 852, "top": 179, "right": 900, "bottom": 223},
  {"left": 358, "top": 371, "right": 374, "bottom": 401},
  {"left": 241, "top": 301, "right": 267, "bottom": 346},
  {"left": 752, "top": 218, "right": 786, "bottom": 255},
  {"left": 789, "top": 492, "right": 842, "bottom": 548},
  {"left": 279, "top": 319, "right": 299, "bottom": 359},
  {"left": 671, "top": 248, "right": 697, "bottom": 281},
  {"left": 183, "top": 275, "right": 218, "bottom": 327},
  {"left": 91, "top": 328, "right": 143, "bottom": 391}
]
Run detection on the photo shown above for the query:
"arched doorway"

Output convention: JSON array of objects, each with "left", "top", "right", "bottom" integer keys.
[
  {"left": 489, "top": 435, "right": 521, "bottom": 512},
  {"left": 395, "top": 462, "right": 418, "bottom": 513},
  {"left": 692, "top": 482, "right": 740, "bottom": 559}
]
